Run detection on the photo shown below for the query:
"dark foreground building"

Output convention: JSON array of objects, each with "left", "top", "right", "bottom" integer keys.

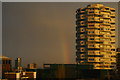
[
  {"left": 26, "top": 64, "right": 118, "bottom": 80},
  {"left": 116, "top": 48, "right": 120, "bottom": 79}
]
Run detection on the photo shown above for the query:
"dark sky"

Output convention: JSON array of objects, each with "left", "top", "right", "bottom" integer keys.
[{"left": 2, "top": 2, "right": 118, "bottom": 68}]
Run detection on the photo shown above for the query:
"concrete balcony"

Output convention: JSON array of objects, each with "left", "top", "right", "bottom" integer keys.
[
  {"left": 88, "top": 44, "right": 101, "bottom": 48},
  {"left": 110, "top": 25, "right": 115, "bottom": 29},
  {"left": 101, "top": 27, "right": 111, "bottom": 32},
  {"left": 110, "top": 14, "right": 115, "bottom": 17},
  {"left": 110, "top": 12, "right": 115, "bottom": 14},
  {"left": 79, "top": 47, "right": 86, "bottom": 52},
  {"left": 87, "top": 4, "right": 103, "bottom": 8},
  {"left": 110, "top": 8, "right": 115, "bottom": 11},
  {"left": 103, "top": 46, "right": 111, "bottom": 49},
  {"left": 88, "top": 23, "right": 100, "bottom": 28},
  {"left": 88, "top": 51, "right": 100, "bottom": 55},
  {"left": 110, "top": 52, "right": 116, "bottom": 55},
  {"left": 110, "top": 31, "right": 115, "bottom": 36},
  {"left": 79, "top": 34, "right": 86, "bottom": 39},
  {"left": 101, "top": 8, "right": 110, "bottom": 12},
  {"left": 104, "top": 41, "right": 111, "bottom": 44},
  {"left": 80, "top": 23, "right": 87, "bottom": 26},
  {"left": 102, "top": 15, "right": 110, "bottom": 19},
  {"left": 99, "top": 52, "right": 108, "bottom": 55},
  {"left": 76, "top": 21, "right": 87, "bottom": 26},
  {"left": 87, "top": 30, "right": 100, "bottom": 35},
  {"left": 103, "top": 34, "right": 111, "bottom": 38},
  {"left": 88, "top": 57, "right": 102, "bottom": 62},
  {"left": 87, "top": 6, "right": 100, "bottom": 8},
  {"left": 110, "top": 45, "right": 116, "bottom": 49},
  {"left": 110, "top": 20, "right": 115, "bottom": 23},
  {"left": 88, "top": 37, "right": 102, "bottom": 42},
  {"left": 88, "top": 17, "right": 100, "bottom": 22},
  {"left": 101, "top": 58, "right": 111, "bottom": 62},
  {"left": 102, "top": 22, "right": 110, "bottom": 25},
  {"left": 79, "top": 10, "right": 86, "bottom": 14},
  {"left": 88, "top": 57, "right": 95, "bottom": 62},
  {"left": 87, "top": 10, "right": 100, "bottom": 15},
  {"left": 88, "top": 25, "right": 100, "bottom": 28},
  {"left": 110, "top": 58, "right": 116, "bottom": 62},
  {"left": 100, "top": 48, "right": 111, "bottom": 52}
]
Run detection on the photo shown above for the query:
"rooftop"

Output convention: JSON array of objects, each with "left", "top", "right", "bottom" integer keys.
[{"left": 0, "top": 56, "right": 12, "bottom": 60}]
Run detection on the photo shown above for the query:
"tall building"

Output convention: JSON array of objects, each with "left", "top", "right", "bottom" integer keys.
[
  {"left": 76, "top": 4, "right": 116, "bottom": 69},
  {"left": 15, "top": 57, "right": 22, "bottom": 72}
]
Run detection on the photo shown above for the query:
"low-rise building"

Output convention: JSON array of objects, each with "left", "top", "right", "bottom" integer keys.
[
  {"left": 4, "top": 71, "right": 36, "bottom": 80},
  {"left": 27, "top": 63, "right": 38, "bottom": 69},
  {"left": 0, "top": 56, "right": 12, "bottom": 79}
]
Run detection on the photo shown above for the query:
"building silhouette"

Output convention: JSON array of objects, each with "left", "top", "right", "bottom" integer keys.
[
  {"left": 76, "top": 4, "right": 116, "bottom": 69},
  {"left": 27, "top": 63, "right": 38, "bottom": 69},
  {"left": 15, "top": 57, "right": 22, "bottom": 72},
  {"left": 0, "top": 56, "right": 12, "bottom": 79}
]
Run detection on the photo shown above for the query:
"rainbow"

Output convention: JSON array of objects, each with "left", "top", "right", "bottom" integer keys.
[{"left": 60, "top": 33, "right": 70, "bottom": 64}]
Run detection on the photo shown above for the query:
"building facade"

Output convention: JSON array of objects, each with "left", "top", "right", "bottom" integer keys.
[
  {"left": 76, "top": 4, "right": 116, "bottom": 69},
  {"left": 15, "top": 58, "right": 22, "bottom": 72},
  {"left": 27, "top": 63, "right": 38, "bottom": 69},
  {"left": 4, "top": 71, "right": 36, "bottom": 80},
  {"left": 0, "top": 56, "right": 12, "bottom": 78}
]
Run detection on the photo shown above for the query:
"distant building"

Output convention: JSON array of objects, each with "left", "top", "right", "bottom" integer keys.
[
  {"left": 27, "top": 63, "right": 38, "bottom": 69},
  {"left": 15, "top": 58, "right": 22, "bottom": 72},
  {"left": 4, "top": 71, "right": 36, "bottom": 80},
  {"left": 4, "top": 72, "right": 20, "bottom": 80},
  {"left": 76, "top": 4, "right": 116, "bottom": 69},
  {"left": 0, "top": 56, "right": 12, "bottom": 79}
]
